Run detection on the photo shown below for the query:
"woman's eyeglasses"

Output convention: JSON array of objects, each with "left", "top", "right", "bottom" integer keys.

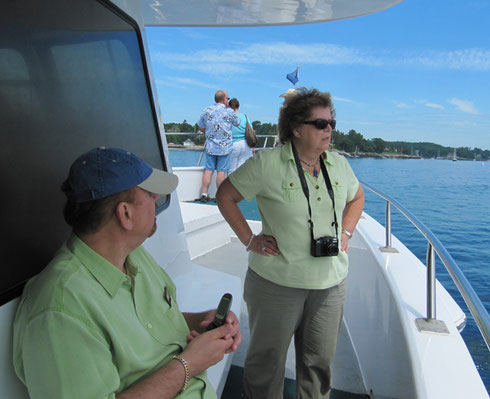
[{"left": 303, "top": 119, "right": 336, "bottom": 130}]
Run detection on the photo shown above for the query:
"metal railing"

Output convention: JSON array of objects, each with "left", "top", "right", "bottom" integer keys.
[
  {"left": 165, "top": 131, "right": 277, "bottom": 165},
  {"left": 166, "top": 132, "right": 489, "bottom": 348},
  {"left": 360, "top": 180, "right": 490, "bottom": 349}
]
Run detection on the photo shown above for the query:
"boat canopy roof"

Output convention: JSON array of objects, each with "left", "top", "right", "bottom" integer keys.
[{"left": 121, "top": 0, "right": 404, "bottom": 27}]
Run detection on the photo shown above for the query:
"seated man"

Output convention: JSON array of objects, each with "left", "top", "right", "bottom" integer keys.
[{"left": 13, "top": 147, "right": 241, "bottom": 399}]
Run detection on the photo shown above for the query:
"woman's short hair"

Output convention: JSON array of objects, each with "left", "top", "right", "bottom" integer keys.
[
  {"left": 229, "top": 98, "right": 239, "bottom": 110},
  {"left": 61, "top": 183, "right": 135, "bottom": 236},
  {"left": 278, "top": 87, "right": 336, "bottom": 144}
]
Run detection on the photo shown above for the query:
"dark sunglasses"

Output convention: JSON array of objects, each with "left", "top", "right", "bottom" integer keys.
[{"left": 303, "top": 119, "right": 336, "bottom": 130}]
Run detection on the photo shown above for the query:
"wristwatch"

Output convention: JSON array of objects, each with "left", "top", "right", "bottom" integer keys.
[{"left": 342, "top": 229, "right": 352, "bottom": 238}]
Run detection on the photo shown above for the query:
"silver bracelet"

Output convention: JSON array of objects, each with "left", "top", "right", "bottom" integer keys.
[
  {"left": 245, "top": 234, "right": 255, "bottom": 251},
  {"left": 342, "top": 229, "right": 353, "bottom": 238}
]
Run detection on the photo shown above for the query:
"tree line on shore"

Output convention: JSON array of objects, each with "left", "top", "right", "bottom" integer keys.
[{"left": 164, "top": 120, "right": 489, "bottom": 160}]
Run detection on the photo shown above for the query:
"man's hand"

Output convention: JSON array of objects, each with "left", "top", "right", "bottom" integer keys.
[
  {"left": 182, "top": 324, "right": 235, "bottom": 378},
  {"left": 187, "top": 310, "right": 242, "bottom": 353},
  {"left": 117, "top": 324, "right": 235, "bottom": 399}
]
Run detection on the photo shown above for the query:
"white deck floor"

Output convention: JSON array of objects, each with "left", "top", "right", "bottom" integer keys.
[
  {"left": 191, "top": 238, "right": 297, "bottom": 379},
  {"left": 178, "top": 200, "right": 488, "bottom": 399},
  {"left": 181, "top": 201, "right": 365, "bottom": 389}
]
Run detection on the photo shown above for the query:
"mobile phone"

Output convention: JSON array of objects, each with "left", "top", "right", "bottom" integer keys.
[{"left": 207, "top": 293, "right": 233, "bottom": 331}]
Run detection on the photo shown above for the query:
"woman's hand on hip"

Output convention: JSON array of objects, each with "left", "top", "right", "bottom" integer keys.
[
  {"left": 340, "top": 232, "right": 350, "bottom": 253},
  {"left": 250, "top": 234, "right": 280, "bottom": 256}
]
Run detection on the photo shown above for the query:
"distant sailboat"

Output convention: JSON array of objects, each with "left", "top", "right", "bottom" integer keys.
[{"left": 452, "top": 148, "right": 457, "bottom": 161}]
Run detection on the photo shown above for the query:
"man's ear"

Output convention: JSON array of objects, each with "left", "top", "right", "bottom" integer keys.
[{"left": 115, "top": 201, "right": 134, "bottom": 231}]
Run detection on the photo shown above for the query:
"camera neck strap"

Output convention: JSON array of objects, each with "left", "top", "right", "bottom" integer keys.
[{"left": 291, "top": 142, "right": 339, "bottom": 241}]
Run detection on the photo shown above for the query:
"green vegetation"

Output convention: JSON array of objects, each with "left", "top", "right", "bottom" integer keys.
[
  {"left": 164, "top": 120, "right": 205, "bottom": 145},
  {"left": 163, "top": 121, "right": 489, "bottom": 160}
]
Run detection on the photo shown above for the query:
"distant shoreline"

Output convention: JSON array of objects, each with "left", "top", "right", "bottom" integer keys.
[
  {"left": 168, "top": 144, "right": 459, "bottom": 160},
  {"left": 334, "top": 150, "right": 421, "bottom": 160},
  {"left": 168, "top": 144, "right": 204, "bottom": 151}
]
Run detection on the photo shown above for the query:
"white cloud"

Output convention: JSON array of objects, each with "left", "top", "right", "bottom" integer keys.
[
  {"left": 167, "top": 61, "right": 251, "bottom": 75},
  {"left": 406, "top": 48, "right": 490, "bottom": 71},
  {"left": 152, "top": 41, "right": 382, "bottom": 75},
  {"left": 414, "top": 99, "right": 445, "bottom": 110},
  {"left": 238, "top": 42, "right": 382, "bottom": 66},
  {"left": 394, "top": 101, "right": 412, "bottom": 108},
  {"left": 449, "top": 98, "right": 479, "bottom": 114},
  {"left": 152, "top": 41, "right": 490, "bottom": 75},
  {"left": 333, "top": 96, "right": 353, "bottom": 103},
  {"left": 155, "top": 77, "right": 216, "bottom": 89},
  {"left": 425, "top": 102, "right": 444, "bottom": 110}
]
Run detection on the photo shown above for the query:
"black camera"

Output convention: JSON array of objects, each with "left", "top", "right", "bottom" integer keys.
[{"left": 311, "top": 236, "right": 339, "bottom": 257}]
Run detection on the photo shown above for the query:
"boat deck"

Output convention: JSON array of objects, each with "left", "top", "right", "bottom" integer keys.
[
  {"left": 191, "top": 237, "right": 369, "bottom": 399},
  {"left": 192, "top": 238, "right": 297, "bottom": 378},
  {"left": 179, "top": 199, "right": 487, "bottom": 399}
]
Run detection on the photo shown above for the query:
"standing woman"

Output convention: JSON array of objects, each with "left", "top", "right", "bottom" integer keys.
[
  {"left": 216, "top": 87, "right": 364, "bottom": 398},
  {"left": 228, "top": 98, "right": 254, "bottom": 174}
]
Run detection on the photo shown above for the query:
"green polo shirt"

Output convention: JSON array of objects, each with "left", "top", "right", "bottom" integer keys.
[
  {"left": 13, "top": 234, "right": 215, "bottom": 399},
  {"left": 229, "top": 142, "right": 359, "bottom": 289}
]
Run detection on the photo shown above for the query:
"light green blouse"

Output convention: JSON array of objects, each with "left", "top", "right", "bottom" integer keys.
[
  {"left": 229, "top": 141, "right": 359, "bottom": 289},
  {"left": 13, "top": 234, "right": 215, "bottom": 399}
]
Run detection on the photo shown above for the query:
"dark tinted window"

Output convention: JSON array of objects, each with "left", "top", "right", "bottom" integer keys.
[{"left": 0, "top": 0, "right": 167, "bottom": 304}]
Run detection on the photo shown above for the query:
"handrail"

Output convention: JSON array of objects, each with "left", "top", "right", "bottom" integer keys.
[
  {"left": 165, "top": 131, "right": 275, "bottom": 141},
  {"left": 167, "top": 136, "right": 489, "bottom": 348},
  {"left": 360, "top": 180, "right": 490, "bottom": 350},
  {"left": 165, "top": 131, "right": 277, "bottom": 165}
]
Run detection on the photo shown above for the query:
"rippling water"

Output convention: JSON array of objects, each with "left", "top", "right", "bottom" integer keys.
[{"left": 169, "top": 149, "right": 490, "bottom": 391}]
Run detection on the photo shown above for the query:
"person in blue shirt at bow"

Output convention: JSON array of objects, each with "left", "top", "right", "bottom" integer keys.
[{"left": 197, "top": 90, "right": 240, "bottom": 202}]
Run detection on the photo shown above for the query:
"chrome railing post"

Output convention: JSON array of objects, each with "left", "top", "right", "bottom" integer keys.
[
  {"left": 426, "top": 243, "right": 436, "bottom": 320},
  {"left": 416, "top": 242, "right": 449, "bottom": 334},
  {"left": 380, "top": 200, "right": 398, "bottom": 253},
  {"left": 196, "top": 134, "right": 205, "bottom": 166},
  {"left": 385, "top": 201, "right": 392, "bottom": 247},
  {"left": 354, "top": 180, "right": 489, "bottom": 343}
]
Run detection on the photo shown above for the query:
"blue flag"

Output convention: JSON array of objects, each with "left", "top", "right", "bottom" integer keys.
[{"left": 286, "top": 67, "right": 299, "bottom": 85}]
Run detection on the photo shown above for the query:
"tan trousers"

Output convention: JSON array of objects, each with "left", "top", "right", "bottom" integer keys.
[{"left": 243, "top": 268, "right": 346, "bottom": 399}]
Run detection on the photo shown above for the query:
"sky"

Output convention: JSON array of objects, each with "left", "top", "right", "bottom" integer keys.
[{"left": 145, "top": 0, "right": 490, "bottom": 150}]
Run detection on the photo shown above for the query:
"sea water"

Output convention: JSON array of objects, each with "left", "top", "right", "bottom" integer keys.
[{"left": 169, "top": 149, "right": 490, "bottom": 391}]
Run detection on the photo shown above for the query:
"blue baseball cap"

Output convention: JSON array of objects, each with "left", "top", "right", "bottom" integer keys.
[{"left": 63, "top": 147, "right": 178, "bottom": 202}]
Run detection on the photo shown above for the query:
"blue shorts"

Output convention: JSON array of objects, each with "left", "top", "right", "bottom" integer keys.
[{"left": 205, "top": 153, "right": 231, "bottom": 172}]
